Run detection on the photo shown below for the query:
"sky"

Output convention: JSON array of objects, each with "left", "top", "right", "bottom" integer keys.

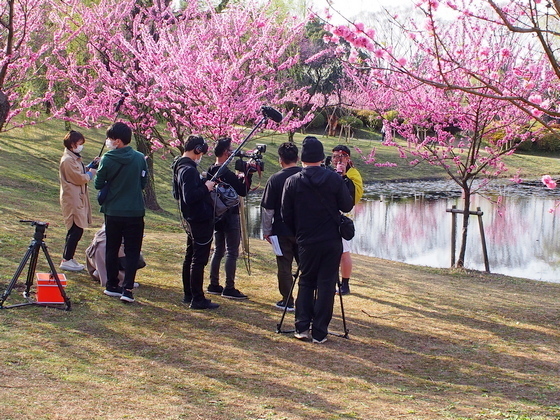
[{"left": 311, "top": 0, "right": 417, "bottom": 22}]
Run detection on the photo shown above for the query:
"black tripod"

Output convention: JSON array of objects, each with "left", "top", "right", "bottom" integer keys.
[
  {"left": 0, "top": 220, "right": 71, "bottom": 311},
  {"left": 276, "top": 267, "right": 349, "bottom": 339}
]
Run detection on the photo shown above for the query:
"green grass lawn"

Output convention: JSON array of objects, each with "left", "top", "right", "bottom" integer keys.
[{"left": 0, "top": 121, "right": 559, "bottom": 419}]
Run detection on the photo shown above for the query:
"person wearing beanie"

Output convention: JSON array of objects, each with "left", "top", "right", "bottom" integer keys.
[
  {"left": 332, "top": 145, "right": 363, "bottom": 295},
  {"left": 281, "top": 136, "right": 354, "bottom": 344}
]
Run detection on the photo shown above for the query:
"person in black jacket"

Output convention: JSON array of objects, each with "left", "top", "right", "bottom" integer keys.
[
  {"left": 282, "top": 136, "right": 354, "bottom": 343},
  {"left": 172, "top": 135, "right": 219, "bottom": 310},
  {"left": 206, "top": 137, "right": 252, "bottom": 300}
]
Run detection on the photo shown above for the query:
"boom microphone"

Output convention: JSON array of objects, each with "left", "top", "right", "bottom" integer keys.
[
  {"left": 261, "top": 106, "right": 283, "bottom": 123},
  {"left": 114, "top": 92, "right": 129, "bottom": 113}
]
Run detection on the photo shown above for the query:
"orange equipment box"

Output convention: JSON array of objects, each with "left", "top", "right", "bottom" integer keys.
[{"left": 36, "top": 273, "right": 67, "bottom": 304}]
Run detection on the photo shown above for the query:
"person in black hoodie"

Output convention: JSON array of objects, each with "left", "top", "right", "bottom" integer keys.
[
  {"left": 282, "top": 136, "right": 354, "bottom": 343},
  {"left": 206, "top": 137, "right": 252, "bottom": 300},
  {"left": 172, "top": 135, "right": 219, "bottom": 310}
]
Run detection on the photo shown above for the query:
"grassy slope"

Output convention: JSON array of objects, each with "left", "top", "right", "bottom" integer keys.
[{"left": 0, "top": 121, "right": 559, "bottom": 420}]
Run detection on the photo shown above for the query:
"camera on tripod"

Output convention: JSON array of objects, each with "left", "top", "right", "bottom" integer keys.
[
  {"left": 20, "top": 220, "right": 48, "bottom": 240},
  {"left": 234, "top": 143, "right": 267, "bottom": 174}
]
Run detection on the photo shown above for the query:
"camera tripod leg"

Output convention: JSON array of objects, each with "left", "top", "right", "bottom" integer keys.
[
  {"left": 0, "top": 242, "right": 38, "bottom": 308},
  {"left": 24, "top": 241, "right": 41, "bottom": 298},
  {"left": 329, "top": 277, "right": 350, "bottom": 339},
  {"left": 275, "top": 268, "right": 299, "bottom": 334}
]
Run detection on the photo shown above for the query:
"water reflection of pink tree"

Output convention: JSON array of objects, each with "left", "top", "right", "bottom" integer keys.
[{"left": 542, "top": 175, "right": 560, "bottom": 213}]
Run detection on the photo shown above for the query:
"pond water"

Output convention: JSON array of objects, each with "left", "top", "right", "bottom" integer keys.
[{"left": 245, "top": 179, "right": 560, "bottom": 283}]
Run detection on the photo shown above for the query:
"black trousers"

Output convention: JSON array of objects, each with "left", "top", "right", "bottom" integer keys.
[
  {"left": 295, "top": 239, "right": 342, "bottom": 341},
  {"left": 63, "top": 222, "right": 84, "bottom": 261},
  {"left": 105, "top": 215, "right": 144, "bottom": 291},
  {"left": 182, "top": 220, "right": 214, "bottom": 302},
  {"left": 276, "top": 235, "right": 298, "bottom": 305}
]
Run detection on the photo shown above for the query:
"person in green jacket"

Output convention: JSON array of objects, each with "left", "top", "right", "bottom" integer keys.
[{"left": 94, "top": 122, "right": 148, "bottom": 303}]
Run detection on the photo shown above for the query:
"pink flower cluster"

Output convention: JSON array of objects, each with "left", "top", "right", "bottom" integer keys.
[
  {"left": 327, "top": 24, "right": 375, "bottom": 52},
  {"left": 542, "top": 175, "right": 557, "bottom": 189},
  {"left": 542, "top": 175, "right": 560, "bottom": 213}
]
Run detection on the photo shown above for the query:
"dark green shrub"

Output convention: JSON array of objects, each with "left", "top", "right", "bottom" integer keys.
[
  {"left": 306, "top": 112, "right": 326, "bottom": 129},
  {"left": 537, "top": 132, "right": 560, "bottom": 152},
  {"left": 515, "top": 139, "right": 534, "bottom": 152}
]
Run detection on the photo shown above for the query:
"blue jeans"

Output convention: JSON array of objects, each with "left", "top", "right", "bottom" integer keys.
[{"left": 209, "top": 213, "right": 241, "bottom": 289}]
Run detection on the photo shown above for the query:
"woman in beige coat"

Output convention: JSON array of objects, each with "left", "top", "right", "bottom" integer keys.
[{"left": 59, "top": 130, "right": 98, "bottom": 271}]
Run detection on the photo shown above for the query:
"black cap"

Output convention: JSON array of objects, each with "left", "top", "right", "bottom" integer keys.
[{"left": 301, "top": 136, "right": 325, "bottom": 163}]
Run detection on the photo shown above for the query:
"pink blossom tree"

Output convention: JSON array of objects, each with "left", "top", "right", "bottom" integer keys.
[
  {"left": 47, "top": 0, "right": 309, "bottom": 145},
  {"left": 323, "top": 0, "right": 557, "bottom": 125},
  {"left": 46, "top": 0, "right": 310, "bottom": 209},
  {"left": 321, "top": 7, "right": 547, "bottom": 267},
  {"left": 0, "top": 0, "right": 64, "bottom": 131}
]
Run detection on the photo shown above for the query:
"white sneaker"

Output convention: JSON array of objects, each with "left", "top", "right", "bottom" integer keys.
[
  {"left": 60, "top": 259, "right": 84, "bottom": 271},
  {"left": 294, "top": 330, "right": 311, "bottom": 340},
  {"left": 312, "top": 337, "right": 328, "bottom": 344}
]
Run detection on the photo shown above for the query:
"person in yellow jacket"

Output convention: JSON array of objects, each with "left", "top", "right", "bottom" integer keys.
[
  {"left": 332, "top": 145, "right": 363, "bottom": 295},
  {"left": 59, "top": 130, "right": 99, "bottom": 271}
]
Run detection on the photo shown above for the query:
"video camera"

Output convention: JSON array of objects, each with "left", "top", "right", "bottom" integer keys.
[{"left": 234, "top": 143, "right": 267, "bottom": 174}]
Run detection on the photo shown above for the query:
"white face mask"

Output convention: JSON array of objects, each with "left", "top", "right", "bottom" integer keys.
[
  {"left": 194, "top": 156, "right": 202, "bottom": 164},
  {"left": 73, "top": 144, "right": 84, "bottom": 154},
  {"left": 105, "top": 138, "right": 117, "bottom": 150}
]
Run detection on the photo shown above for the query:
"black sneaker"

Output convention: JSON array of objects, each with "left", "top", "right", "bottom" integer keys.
[
  {"left": 275, "top": 300, "right": 295, "bottom": 312},
  {"left": 182, "top": 295, "right": 192, "bottom": 304},
  {"left": 222, "top": 288, "right": 248, "bottom": 300},
  {"left": 190, "top": 298, "right": 220, "bottom": 310},
  {"left": 336, "top": 283, "right": 350, "bottom": 295},
  {"left": 207, "top": 284, "right": 224, "bottom": 295},
  {"left": 104, "top": 286, "right": 122, "bottom": 297},
  {"left": 120, "top": 289, "right": 135, "bottom": 303}
]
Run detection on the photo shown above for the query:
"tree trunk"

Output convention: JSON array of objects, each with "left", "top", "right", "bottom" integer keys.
[
  {"left": 456, "top": 186, "right": 471, "bottom": 267},
  {"left": 0, "top": 91, "right": 9, "bottom": 131},
  {"left": 288, "top": 131, "right": 294, "bottom": 142},
  {"left": 134, "top": 133, "right": 163, "bottom": 212}
]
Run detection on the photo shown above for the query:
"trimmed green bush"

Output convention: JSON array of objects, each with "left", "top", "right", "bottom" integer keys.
[
  {"left": 355, "top": 109, "right": 379, "bottom": 128},
  {"left": 339, "top": 115, "right": 364, "bottom": 129}
]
